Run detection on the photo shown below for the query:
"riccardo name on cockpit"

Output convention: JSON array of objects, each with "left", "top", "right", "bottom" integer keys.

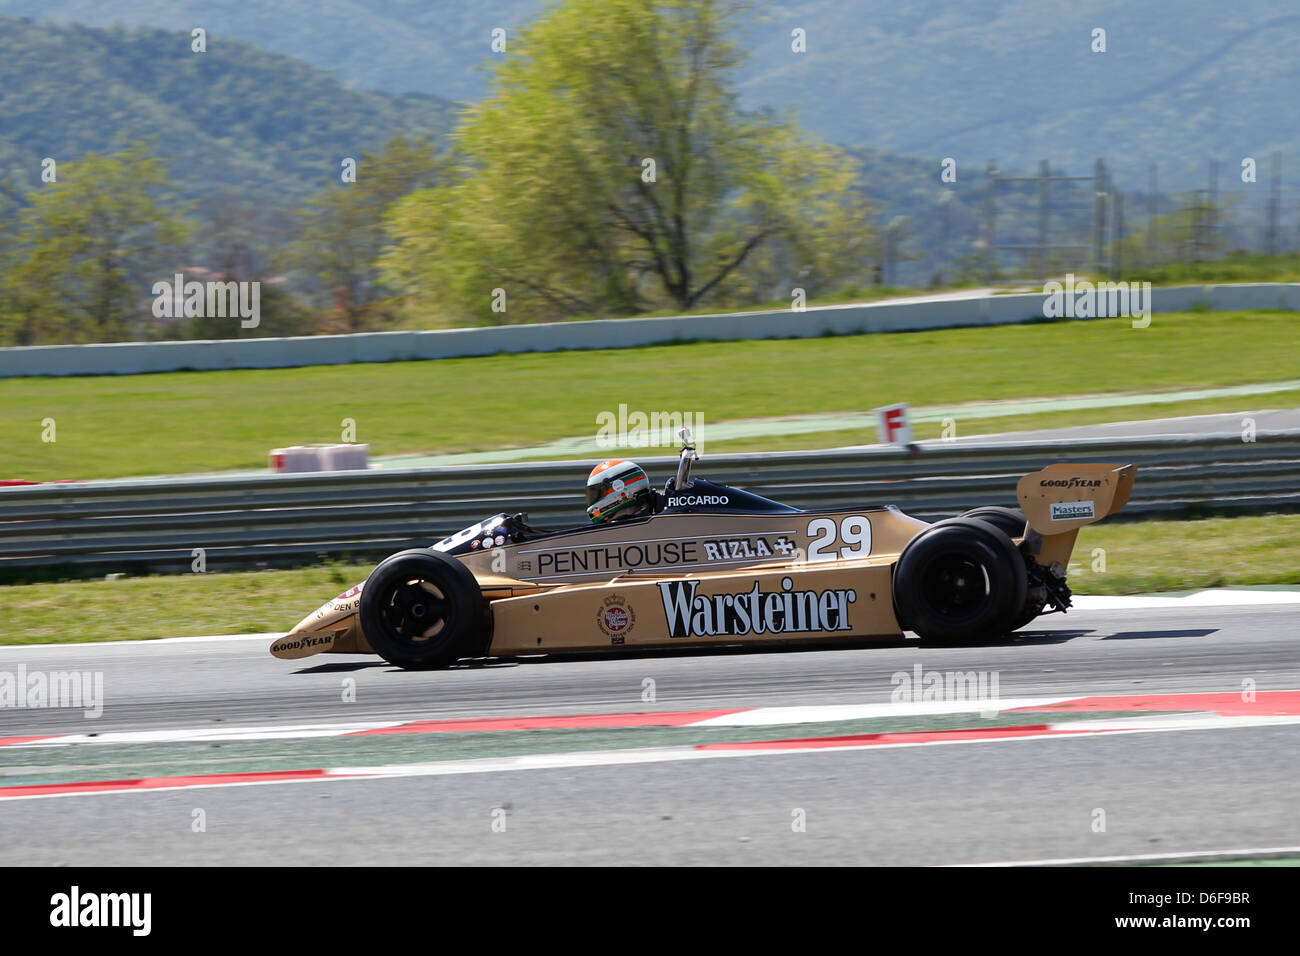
[
  {"left": 658, "top": 477, "right": 799, "bottom": 515},
  {"left": 658, "top": 577, "right": 857, "bottom": 638},
  {"left": 666, "top": 493, "right": 729, "bottom": 507}
]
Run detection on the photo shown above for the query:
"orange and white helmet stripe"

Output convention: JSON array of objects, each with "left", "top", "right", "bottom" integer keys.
[{"left": 586, "top": 459, "right": 651, "bottom": 522}]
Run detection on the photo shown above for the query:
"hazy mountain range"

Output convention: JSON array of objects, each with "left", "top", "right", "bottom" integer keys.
[
  {"left": 3, "top": 0, "right": 1297, "bottom": 190},
  {"left": 0, "top": 15, "right": 452, "bottom": 201}
]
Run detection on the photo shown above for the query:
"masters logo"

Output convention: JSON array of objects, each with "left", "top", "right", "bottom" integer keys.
[
  {"left": 1050, "top": 500, "right": 1096, "bottom": 521},
  {"left": 597, "top": 593, "right": 635, "bottom": 644}
]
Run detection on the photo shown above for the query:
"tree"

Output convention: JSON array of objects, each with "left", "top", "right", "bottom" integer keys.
[
  {"left": 0, "top": 144, "right": 188, "bottom": 345},
  {"left": 289, "top": 135, "right": 439, "bottom": 331},
  {"left": 0, "top": 177, "right": 21, "bottom": 281},
  {"left": 181, "top": 190, "right": 313, "bottom": 341},
  {"left": 379, "top": 0, "right": 870, "bottom": 323}
]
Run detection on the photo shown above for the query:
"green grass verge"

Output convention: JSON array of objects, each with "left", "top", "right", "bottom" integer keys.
[
  {"left": 704, "top": 389, "right": 1300, "bottom": 454},
  {"left": 2, "top": 309, "right": 1297, "bottom": 481},
  {"left": 2, "top": 514, "right": 1296, "bottom": 646},
  {"left": 1064, "top": 513, "right": 1300, "bottom": 594},
  {"left": 1136, "top": 251, "right": 1300, "bottom": 286},
  {"left": 1, "top": 561, "right": 371, "bottom": 646}
]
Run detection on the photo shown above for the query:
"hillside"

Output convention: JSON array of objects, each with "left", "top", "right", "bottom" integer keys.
[
  {"left": 0, "top": 16, "right": 454, "bottom": 201},
  {"left": 5, "top": 0, "right": 1298, "bottom": 189}
]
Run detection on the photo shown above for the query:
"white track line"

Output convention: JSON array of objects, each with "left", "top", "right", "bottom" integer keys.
[
  {"left": 688, "top": 697, "right": 1074, "bottom": 726},
  {"left": 0, "top": 633, "right": 282, "bottom": 653},
  {"left": 10, "top": 721, "right": 404, "bottom": 746},
  {"left": 1053, "top": 713, "right": 1300, "bottom": 732},
  {"left": 0, "top": 698, "right": 1057, "bottom": 747},
  {"left": 954, "top": 845, "right": 1300, "bottom": 866},
  {"left": 13, "top": 692, "right": 1300, "bottom": 748},
  {"left": 0, "top": 697, "right": 1083, "bottom": 748},
  {"left": 1073, "top": 589, "right": 1300, "bottom": 610}
]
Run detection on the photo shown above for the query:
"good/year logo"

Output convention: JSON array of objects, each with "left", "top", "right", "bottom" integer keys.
[{"left": 1039, "top": 477, "right": 1102, "bottom": 488}]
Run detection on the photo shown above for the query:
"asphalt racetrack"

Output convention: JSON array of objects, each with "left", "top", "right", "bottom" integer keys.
[{"left": 1, "top": 596, "right": 1297, "bottom": 865}]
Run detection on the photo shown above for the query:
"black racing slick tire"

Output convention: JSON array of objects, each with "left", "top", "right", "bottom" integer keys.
[
  {"left": 958, "top": 506, "right": 1027, "bottom": 540},
  {"left": 892, "top": 517, "right": 1028, "bottom": 645},
  {"left": 959, "top": 506, "right": 1043, "bottom": 629},
  {"left": 359, "top": 549, "right": 485, "bottom": 669}
]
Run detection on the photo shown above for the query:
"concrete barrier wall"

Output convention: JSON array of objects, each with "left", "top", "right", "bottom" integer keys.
[{"left": 2, "top": 283, "right": 1296, "bottom": 379}]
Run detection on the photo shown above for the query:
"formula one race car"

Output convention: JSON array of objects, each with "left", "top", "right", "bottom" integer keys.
[{"left": 271, "top": 432, "right": 1135, "bottom": 669}]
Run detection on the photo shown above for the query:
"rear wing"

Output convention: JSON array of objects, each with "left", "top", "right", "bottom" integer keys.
[{"left": 1016, "top": 463, "right": 1136, "bottom": 569}]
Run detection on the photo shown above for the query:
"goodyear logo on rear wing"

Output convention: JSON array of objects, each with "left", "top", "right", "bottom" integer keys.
[
  {"left": 659, "top": 577, "right": 856, "bottom": 638},
  {"left": 1040, "top": 477, "right": 1103, "bottom": 488}
]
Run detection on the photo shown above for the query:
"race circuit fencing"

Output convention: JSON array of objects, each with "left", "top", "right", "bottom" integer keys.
[{"left": 0, "top": 430, "right": 1296, "bottom": 576}]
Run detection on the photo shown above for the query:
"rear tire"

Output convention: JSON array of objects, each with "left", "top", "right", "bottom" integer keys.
[
  {"left": 958, "top": 506, "right": 1027, "bottom": 540},
  {"left": 960, "top": 507, "right": 1044, "bottom": 629},
  {"left": 359, "top": 549, "right": 485, "bottom": 669},
  {"left": 893, "top": 517, "right": 1027, "bottom": 644}
]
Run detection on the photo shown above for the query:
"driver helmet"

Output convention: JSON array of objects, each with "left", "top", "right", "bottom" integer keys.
[{"left": 586, "top": 459, "right": 653, "bottom": 523}]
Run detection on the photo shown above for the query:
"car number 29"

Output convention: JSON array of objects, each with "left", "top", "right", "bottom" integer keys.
[{"left": 805, "top": 515, "right": 872, "bottom": 561}]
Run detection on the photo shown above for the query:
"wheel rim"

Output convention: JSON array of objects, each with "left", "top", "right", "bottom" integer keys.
[
  {"left": 920, "top": 554, "right": 990, "bottom": 620},
  {"left": 380, "top": 578, "right": 450, "bottom": 646}
]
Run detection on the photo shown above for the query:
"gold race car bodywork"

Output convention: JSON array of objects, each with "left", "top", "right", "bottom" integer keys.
[{"left": 271, "top": 440, "right": 1135, "bottom": 668}]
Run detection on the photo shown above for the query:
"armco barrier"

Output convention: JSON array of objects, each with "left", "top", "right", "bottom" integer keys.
[
  {"left": 2, "top": 283, "right": 1297, "bottom": 378},
  {"left": 1, "top": 430, "right": 1296, "bottom": 575}
]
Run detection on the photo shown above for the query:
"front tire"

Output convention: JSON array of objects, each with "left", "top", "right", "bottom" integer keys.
[
  {"left": 893, "top": 517, "right": 1028, "bottom": 644},
  {"left": 359, "top": 549, "right": 485, "bottom": 669}
]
